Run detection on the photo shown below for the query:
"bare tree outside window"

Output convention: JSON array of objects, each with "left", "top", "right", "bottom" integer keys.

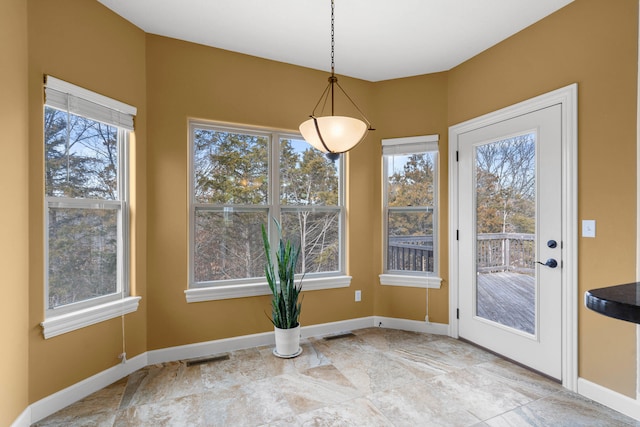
[
  {"left": 475, "top": 134, "right": 536, "bottom": 236},
  {"left": 190, "top": 126, "right": 344, "bottom": 286},
  {"left": 45, "top": 107, "right": 121, "bottom": 309},
  {"left": 280, "top": 138, "right": 340, "bottom": 274},
  {"left": 474, "top": 133, "right": 537, "bottom": 333},
  {"left": 474, "top": 134, "right": 536, "bottom": 276}
]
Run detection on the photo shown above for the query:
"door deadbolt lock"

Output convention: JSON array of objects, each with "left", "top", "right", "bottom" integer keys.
[{"left": 547, "top": 240, "right": 558, "bottom": 249}]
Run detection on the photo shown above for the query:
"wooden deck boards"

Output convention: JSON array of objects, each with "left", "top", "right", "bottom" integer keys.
[{"left": 476, "top": 271, "right": 535, "bottom": 334}]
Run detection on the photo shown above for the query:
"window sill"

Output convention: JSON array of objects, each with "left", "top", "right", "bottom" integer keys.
[
  {"left": 185, "top": 275, "right": 352, "bottom": 303},
  {"left": 41, "top": 296, "right": 142, "bottom": 339},
  {"left": 379, "top": 274, "right": 442, "bottom": 289}
]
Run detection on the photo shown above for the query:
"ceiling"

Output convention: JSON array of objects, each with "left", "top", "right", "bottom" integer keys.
[{"left": 97, "top": 0, "right": 574, "bottom": 82}]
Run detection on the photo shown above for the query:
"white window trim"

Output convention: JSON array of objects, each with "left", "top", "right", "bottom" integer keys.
[
  {"left": 448, "top": 83, "right": 578, "bottom": 391},
  {"left": 185, "top": 275, "right": 351, "bottom": 303},
  {"left": 381, "top": 134, "right": 440, "bottom": 287},
  {"left": 379, "top": 273, "right": 442, "bottom": 289},
  {"left": 41, "top": 296, "right": 141, "bottom": 339},
  {"left": 42, "top": 76, "right": 139, "bottom": 337},
  {"left": 187, "top": 120, "right": 347, "bottom": 300}
]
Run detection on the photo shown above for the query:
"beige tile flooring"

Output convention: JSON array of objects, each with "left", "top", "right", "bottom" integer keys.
[{"left": 33, "top": 328, "right": 640, "bottom": 426}]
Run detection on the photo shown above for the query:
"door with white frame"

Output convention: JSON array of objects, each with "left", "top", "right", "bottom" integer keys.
[{"left": 449, "top": 85, "right": 577, "bottom": 385}]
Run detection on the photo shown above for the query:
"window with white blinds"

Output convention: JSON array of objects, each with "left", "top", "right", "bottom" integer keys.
[
  {"left": 41, "top": 76, "right": 140, "bottom": 338},
  {"left": 380, "top": 135, "right": 442, "bottom": 289}
]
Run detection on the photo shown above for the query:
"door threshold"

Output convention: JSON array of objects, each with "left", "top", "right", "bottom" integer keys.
[{"left": 457, "top": 336, "right": 561, "bottom": 384}]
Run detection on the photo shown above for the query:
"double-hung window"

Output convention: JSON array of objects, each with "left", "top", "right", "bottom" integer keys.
[
  {"left": 380, "top": 135, "right": 442, "bottom": 288},
  {"left": 187, "top": 121, "right": 349, "bottom": 302},
  {"left": 41, "top": 76, "right": 139, "bottom": 338}
]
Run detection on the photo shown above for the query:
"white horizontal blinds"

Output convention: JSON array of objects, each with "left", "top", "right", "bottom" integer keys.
[
  {"left": 381, "top": 134, "right": 439, "bottom": 155},
  {"left": 44, "top": 75, "right": 137, "bottom": 130}
]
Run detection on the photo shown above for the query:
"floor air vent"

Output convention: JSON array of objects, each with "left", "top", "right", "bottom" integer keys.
[
  {"left": 323, "top": 332, "right": 355, "bottom": 341},
  {"left": 186, "top": 354, "right": 230, "bottom": 367}
]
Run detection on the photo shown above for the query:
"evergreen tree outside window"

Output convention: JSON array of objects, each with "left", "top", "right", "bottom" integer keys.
[
  {"left": 382, "top": 135, "right": 439, "bottom": 284},
  {"left": 43, "top": 76, "right": 135, "bottom": 322},
  {"left": 189, "top": 121, "right": 344, "bottom": 290}
]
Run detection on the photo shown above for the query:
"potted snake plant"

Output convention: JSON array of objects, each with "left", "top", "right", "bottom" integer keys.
[{"left": 262, "top": 218, "right": 303, "bottom": 358}]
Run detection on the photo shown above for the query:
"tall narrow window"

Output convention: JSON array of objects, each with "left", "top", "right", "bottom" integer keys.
[
  {"left": 43, "top": 76, "right": 137, "bottom": 330},
  {"left": 188, "top": 121, "right": 347, "bottom": 301},
  {"left": 380, "top": 135, "right": 441, "bottom": 288},
  {"left": 191, "top": 126, "right": 270, "bottom": 283}
]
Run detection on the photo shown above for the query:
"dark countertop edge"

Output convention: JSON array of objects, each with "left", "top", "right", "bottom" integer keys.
[{"left": 585, "top": 282, "right": 640, "bottom": 324}]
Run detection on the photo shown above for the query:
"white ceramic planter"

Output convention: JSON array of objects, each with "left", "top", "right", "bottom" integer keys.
[{"left": 273, "top": 324, "right": 302, "bottom": 358}]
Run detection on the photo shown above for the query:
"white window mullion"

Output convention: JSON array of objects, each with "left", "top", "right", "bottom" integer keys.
[
  {"left": 46, "top": 198, "right": 122, "bottom": 209},
  {"left": 270, "top": 133, "right": 279, "bottom": 246}
]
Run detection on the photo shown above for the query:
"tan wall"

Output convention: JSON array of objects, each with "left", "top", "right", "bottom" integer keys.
[
  {"left": 448, "top": 0, "right": 638, "bottom": 397},
  {"left": 0, "top": 0, "right": 30, "bottom": 424},
  {"left": 371, "top": 73, "right": 450, "bottom": 322},
  {"left": 145, "top": 35, "right": 376, "bottom": 350},
  {"left": 27, "top": 0, "right": 148, "bottom": 402}
]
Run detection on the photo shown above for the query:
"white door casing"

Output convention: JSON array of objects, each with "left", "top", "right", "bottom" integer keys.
[{"left": 448, "top": 84, "right": 578, "bottom": 390}]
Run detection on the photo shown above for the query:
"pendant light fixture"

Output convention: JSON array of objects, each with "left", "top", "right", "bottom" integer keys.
[{"left": 299, "top": 0, "right": 374, "bottom": 161}]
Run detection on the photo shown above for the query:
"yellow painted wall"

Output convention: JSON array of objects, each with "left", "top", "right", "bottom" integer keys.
[
  {"left": 371, "top": 73, "right": 450, "bottom": 322},
  {"left": 448, "top": 0, "right": 638, "bottom": 397},
  {"left": 145, "top": 35, "right": 376, "bottom": 350},
  {"left": 27, "top": 0, "right": 148, "bottom": 402},
  {"left": 0, "top": 0, "right": 30, "bottom": 424}
]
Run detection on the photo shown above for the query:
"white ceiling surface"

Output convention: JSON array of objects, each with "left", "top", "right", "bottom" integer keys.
[{"left": 98, "top": 0, "right": 573, "bottom": 82}]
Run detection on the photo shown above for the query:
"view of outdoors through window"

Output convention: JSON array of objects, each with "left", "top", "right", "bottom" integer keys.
[
  {"left": 45, "top": 106, "right": 121, "bottom": 309},
  {"left": 385, "top": 151, "right": 436, "bottom": 273},
  {"left": 192, "top": 126, "right": 341, "bottom": 285},
  {"left": 475, "top": 133, "right": 536, "bottom": 334},
  {"left": 475, "top": 134, "right": 536, "bottom": 273},
  {"left": 280, "top": 138, "right": 340, "bottom": 275},
  {"left": 193, "top": 129, "right": 269, "bottom": 282}
]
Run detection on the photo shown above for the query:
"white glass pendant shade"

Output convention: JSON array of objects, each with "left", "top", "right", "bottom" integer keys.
[{"left": 299, "top": 116, "right": 368, "bottom": 154}]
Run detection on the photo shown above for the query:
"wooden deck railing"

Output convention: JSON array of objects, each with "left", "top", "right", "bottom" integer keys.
[
  {"left": 476, "top": 233, "right": 535, "bottom": 274},
  {"left": 387, "top": 236, "right": 434, "bottom": 272},
  {"left": 388, "top": 233, "right": 535, "bottom": 274}
]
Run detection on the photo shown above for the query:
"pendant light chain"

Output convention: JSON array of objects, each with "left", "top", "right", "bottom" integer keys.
[
  {"left": 331, "top": 0, "right": 335, "bottom": 74},
  {"left": 330, "top": 0, "right": 336, "bottom": 116},
  {"left": 298, "top": 0, "right": 374, "bottom": 159}
]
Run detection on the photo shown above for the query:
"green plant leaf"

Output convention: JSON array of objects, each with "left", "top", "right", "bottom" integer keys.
[{"left": 262, "top": 217, "right": 303, "bottom": 329}]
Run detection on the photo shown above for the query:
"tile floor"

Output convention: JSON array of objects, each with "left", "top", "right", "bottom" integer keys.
[{"left": 33, "top": 328, "right": 640, "bottom": 426}]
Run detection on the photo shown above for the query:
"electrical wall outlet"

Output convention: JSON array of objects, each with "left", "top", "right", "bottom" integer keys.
[{"left": 355, "top": 290, "right": 361, "bottom": 302}]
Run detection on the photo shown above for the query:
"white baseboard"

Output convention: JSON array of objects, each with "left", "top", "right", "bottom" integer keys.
[
  {"left": 374, "top": 316, "right": 450, "bottom": 335},
  {"left": 147, "top": 331, "right": 274, "bottom": 365},
  {"left": 578, "top": 377, "right": 640, "bottom": 421},
  {"left": 302, "top": 316, "right": 379, "bottom": 338},
  {"left": 20, "top": 316, "right": 448, "bottom": 425},
  {"left": 29, "top": 353, "right": 147, "bottom": 424},
  {"left": 10, "top": 407, "right": 30, "bottom": 427},
  {"left": 147, "top": 317, "right": 379, "bottom": 365}
]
